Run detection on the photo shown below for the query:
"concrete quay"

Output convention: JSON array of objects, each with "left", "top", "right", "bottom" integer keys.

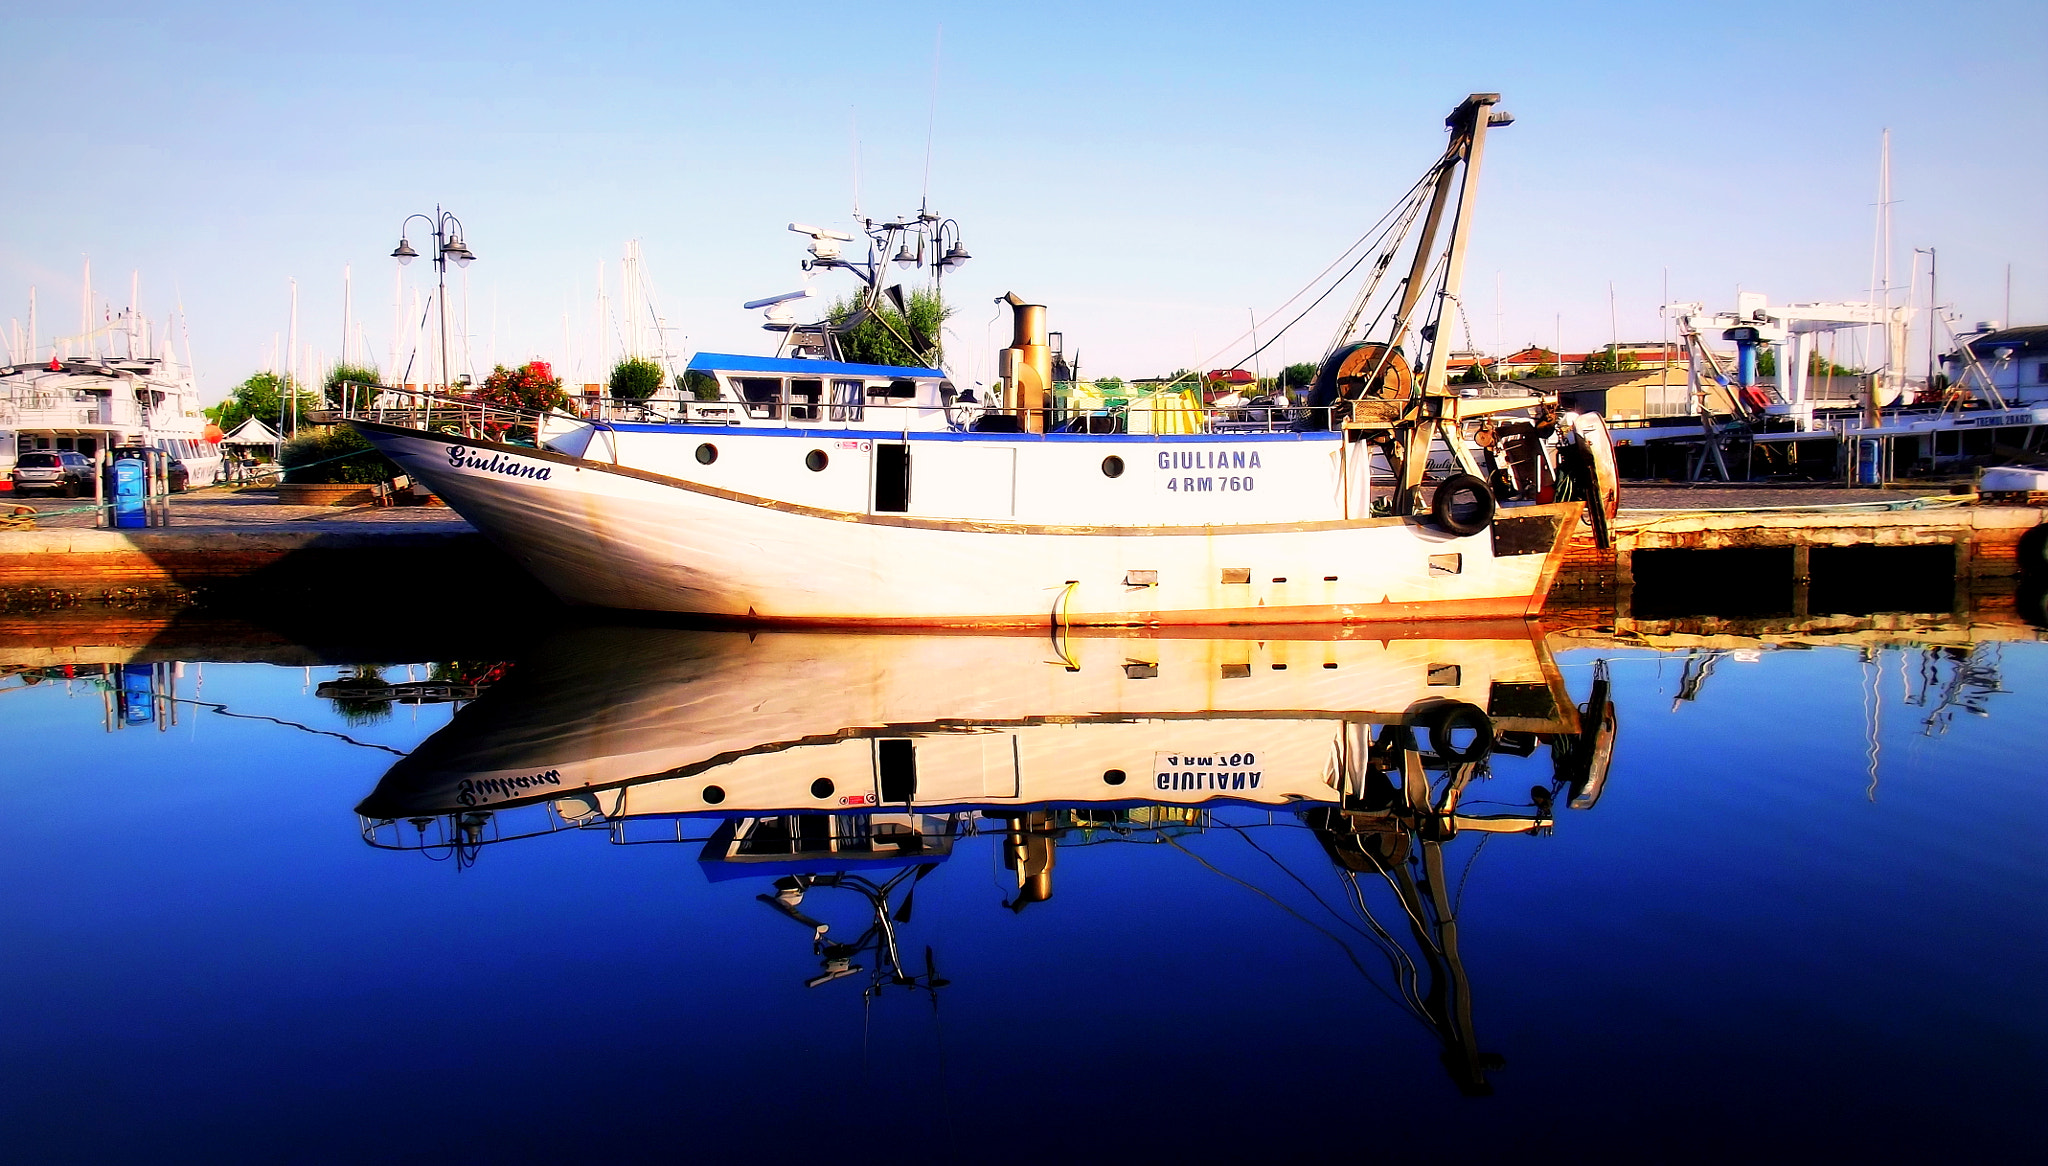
[
  {"left": 0, "top": 486, "right": 508, "bottom": 605},
  {"left": 1550, "top": 486, "right": 2046, "bottom": 631}
]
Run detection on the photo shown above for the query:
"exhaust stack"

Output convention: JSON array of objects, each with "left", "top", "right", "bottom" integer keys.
[{"left": 998, "top": 292, "right": 1051, "bottom": 434}]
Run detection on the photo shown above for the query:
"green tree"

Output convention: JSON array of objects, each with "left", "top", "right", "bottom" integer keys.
[
  {"left": 1579, "top": 345, "right": 1640, "bottom": 375},
  {"left": 1522, "top": 362, "right": 1558, "bottom": 379},
  {"left": 207, "top": 371, "right": 319, "bottom": 434},
  {"left": 1280, "top": 362, "right": 1319, "bottom": 391},
  {"left": 324, "top": 665, "right": 394, "bottom": 726},
  {"left": 679, "top": 369, "right": 720, "bottom": 400},
  {"left": 609, "top": 357, "right": 665, "bottom": 401},
  {"left": 1754, "top": 347, "right": 1863, "bottom": 379},
  {"left": 324, "top": 362, "right": 383, "bottom": 410},
  {"left": 828, "top": 288, "right": 952, "bottom": 368},
  {"left": 1091, "top": 376, "right": 1125, "bottom": 394}
]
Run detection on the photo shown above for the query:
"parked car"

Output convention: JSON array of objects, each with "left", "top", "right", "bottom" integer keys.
[{"left": 10, "top": 450, "right": 95, "bottom": 496}]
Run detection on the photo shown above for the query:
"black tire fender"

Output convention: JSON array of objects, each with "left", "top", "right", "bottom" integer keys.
[
  {"left": 1430, "top": 473, "right": 1496, "bottom": 536},
  {"left": 1424, "top": 701, "right": 1494, "bottom": 764},
  {"left": 2018, "top": 523, "right": 2048, "bottom": 581}
]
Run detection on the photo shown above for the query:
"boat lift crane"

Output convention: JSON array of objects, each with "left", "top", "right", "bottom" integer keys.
[{"left": 1662, "top": 295, "right": 1910, "bottom": 481}]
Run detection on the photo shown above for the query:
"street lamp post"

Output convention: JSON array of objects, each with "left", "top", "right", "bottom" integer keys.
[{"left": 391, "top": 207, "right": 476, "bottom": 410}]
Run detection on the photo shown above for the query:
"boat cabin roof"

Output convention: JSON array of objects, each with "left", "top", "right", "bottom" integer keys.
[{"left": 686, "top": 352, "right": 946, "bottom": 380}]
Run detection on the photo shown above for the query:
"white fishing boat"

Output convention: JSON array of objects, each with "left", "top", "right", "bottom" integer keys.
[
  {"left": 347, "top": 94, "right": 1614, "bottom": 626},
  {"left": 354, "top": 622, "right": 1610, "bottom": 829},
  {"left": 354, "top": 623, "right": 1616, "bottom": 1095}
]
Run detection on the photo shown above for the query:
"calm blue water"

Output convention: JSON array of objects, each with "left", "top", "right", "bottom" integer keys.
[{"left": 1, "top": 627, "right": 2041, "bottom": 1164}]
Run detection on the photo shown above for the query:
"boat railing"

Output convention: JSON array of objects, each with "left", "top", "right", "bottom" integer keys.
[
  {"left": 358, "top": 802, "right": 610, "bottom": 854},
  {"left": 329, "top": 381, "right": 579, "bottom": 443},
  {"left": 333, "top": 381, "right": 1518, "bottom": 440}
]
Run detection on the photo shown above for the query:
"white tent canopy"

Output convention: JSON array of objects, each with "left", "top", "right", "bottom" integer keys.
[{"left": 221, "top": 417, "right": 279, "bottom": 447}]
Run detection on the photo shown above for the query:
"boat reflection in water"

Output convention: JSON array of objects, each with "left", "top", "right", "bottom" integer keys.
[{"left": 356, "top": 623, "right": 1617, "bottom": 1095}]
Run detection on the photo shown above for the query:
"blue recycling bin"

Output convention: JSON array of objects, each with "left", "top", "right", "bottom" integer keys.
[{"left": 108, "top": 450, "right": 148, "bottom": 528}]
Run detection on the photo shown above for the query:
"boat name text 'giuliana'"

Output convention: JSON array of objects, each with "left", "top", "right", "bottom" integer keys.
[
  {"left": 448, "top": 445, "right": 553, "bottom": 481},
  {"left": 456, "top": 769, "right": 564, "bottom": 805},
  {"left": 1160, "top": 448, "right": 1260, "bottom": 494},
  {"left": 1155, "top": 752, "right": 1262, "bottom": 791}
]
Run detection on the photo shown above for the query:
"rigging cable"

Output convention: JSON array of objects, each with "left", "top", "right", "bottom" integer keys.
[
  {"left": 1147, "top": 153, "right": 1451, "bottom": 391},
  {"left": 1159, "top": 832, "right": 1431, "bottom": 1030}
]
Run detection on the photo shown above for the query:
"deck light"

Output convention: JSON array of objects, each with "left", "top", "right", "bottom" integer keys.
[
  {"left": 941, "top": 242, "right": 971, "bottom": 270},
  {"left": 445, "top": 237, "right": 475, "bottom": 268},
  {"left": 391, "top": 237, "right": 418, "bottom": 265},
  {"left": 893, "top": 242, "right": 918, "bottom": 269}
]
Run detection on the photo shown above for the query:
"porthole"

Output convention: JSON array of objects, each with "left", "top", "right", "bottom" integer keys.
[
  {"left": 810, "top": 777, "right": 835, "bottom": 799},
  {"left": 695, "top": 443, "right": 718, "bottom": 465},
  {"left": 701, "top": 785, "right": 726, "bottom": 805},
  {"left": 805, "top": 449, "right": 829, "bottom": 472},
  {"left": 1101, "top": 455, "right": 1125, "bottom": 478},
  {"left": 1103, "top": 769, "right": 1127, "bottom": 786}
]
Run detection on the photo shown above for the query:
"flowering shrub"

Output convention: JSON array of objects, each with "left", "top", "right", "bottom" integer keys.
[
  {"left": 473, "top": 361, "right": 569, "bottom": 441},
  {"left": 476, "top": 361, "right": 569, "bottom": 413}
]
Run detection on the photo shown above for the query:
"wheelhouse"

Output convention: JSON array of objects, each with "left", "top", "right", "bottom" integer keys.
[{"left": 678, "top": 353, "right": 963, "bottom": 431}]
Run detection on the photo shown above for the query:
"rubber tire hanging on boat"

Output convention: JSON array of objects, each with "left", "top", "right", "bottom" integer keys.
[
  {"left": 1423, "top": 702, "right": 1494, "bottom": 764},
  {"left": 1430, "top": 473, "right": 1496, "bottom": 536},
  {"left": 2017, "top": 522, "right": 2048, "bottom": 581}
]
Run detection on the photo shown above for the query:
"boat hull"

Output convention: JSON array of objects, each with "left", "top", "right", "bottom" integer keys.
[{"left": 354, "top": 422, "right": 1580, "bottom": 626}]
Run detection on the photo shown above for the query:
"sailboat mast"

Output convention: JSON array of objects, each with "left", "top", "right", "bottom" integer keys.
[
  {"left": 390, "top": 264, "right": 402, "bottom": 385},
  {"left": 1881, "top": 130, "right": 1895, "bottom": 398},
  {"left": 81, "top": 257, "right": 92, "bottom": 358},
  {"left": 288, "top": 278, "right": 299, "bottom": 437},
  {"left": 342, "top": 264, "right": 353, "bottom": 369}
]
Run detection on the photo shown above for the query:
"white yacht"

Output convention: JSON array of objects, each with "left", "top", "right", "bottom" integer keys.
[{"left": 1, "top": 311, "right": 220, "bottom": 490}]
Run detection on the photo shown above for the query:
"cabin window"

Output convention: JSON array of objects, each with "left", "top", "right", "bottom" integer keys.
[
  {"left": 882, "top": 378, "right": 919, "bottom": 399},
  {"left": 2036, "top": 362, "right": 2048, "bottom": 385},
  {"left": 830, "top": 378, "right": 865, "bottom": 422},
  {"left": 788, "top": 378, "right": 823, "bottom": 422},
  {"left": 736, "top": 377, "right": 782, "bottom": 419},
  {"left": 874, "top": 442, "right": 910, "bottom": 512}
]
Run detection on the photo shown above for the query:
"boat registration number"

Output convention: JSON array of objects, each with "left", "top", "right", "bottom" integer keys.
[{"left": 1158, "top": 448, "right": 1260, "bottom": 494}]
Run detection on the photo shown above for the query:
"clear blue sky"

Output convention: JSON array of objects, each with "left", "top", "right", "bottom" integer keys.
[{"left": 3, "top": 0, "right": 2041, "bottom": 400}]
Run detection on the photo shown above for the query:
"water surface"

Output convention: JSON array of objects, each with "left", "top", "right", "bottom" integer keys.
[{"left": 1, "top": 622, "right": 2040, "bottom": 1163}]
